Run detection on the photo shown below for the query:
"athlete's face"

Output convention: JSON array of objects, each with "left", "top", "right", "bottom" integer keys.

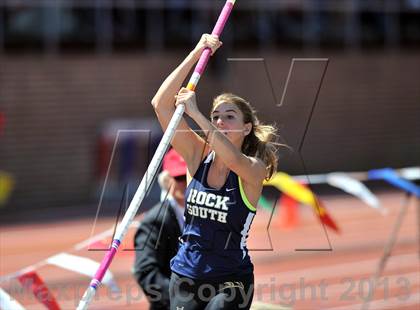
[
  {"left": 169, "top": 175, "right": 187, "bottom": 206},
  {"left": 211, "top": 102, "right": 252, "bottom": 147}
]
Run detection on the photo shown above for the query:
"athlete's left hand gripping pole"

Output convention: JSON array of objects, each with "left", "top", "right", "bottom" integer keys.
[{"left": 76, "top": 1, "right": 236, "bottom": 309}]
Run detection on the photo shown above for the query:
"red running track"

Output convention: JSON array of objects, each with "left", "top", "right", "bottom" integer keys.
[{"left": 1, "top": 191, "right": 419, "bottom": 309}]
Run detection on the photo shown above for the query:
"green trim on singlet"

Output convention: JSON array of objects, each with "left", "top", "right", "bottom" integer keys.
[{"left": 238, "top": 176, "right": 257, "bottom": 212}]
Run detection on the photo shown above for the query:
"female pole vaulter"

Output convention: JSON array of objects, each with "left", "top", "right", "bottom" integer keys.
[{"left": 151, "top": 31, "right": 280, "bottom": 309}]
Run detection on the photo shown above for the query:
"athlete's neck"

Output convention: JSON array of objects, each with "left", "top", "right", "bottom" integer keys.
[{"left": 212, "top": 154, "right": 230, "bottom": 175}]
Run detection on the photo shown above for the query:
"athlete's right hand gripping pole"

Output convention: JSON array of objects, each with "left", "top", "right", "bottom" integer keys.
[{"left": 76, "top": 1, "right": 236, "bottom": 310}]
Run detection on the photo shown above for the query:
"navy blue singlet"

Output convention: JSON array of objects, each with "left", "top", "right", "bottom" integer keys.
[{"left": 170, "top": 151, "right": 257, "bottom": 279}]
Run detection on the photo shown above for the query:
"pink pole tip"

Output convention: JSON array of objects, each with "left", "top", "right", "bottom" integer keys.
[{"left": 92, "top": 240, "right": 120, "bottom": 285}]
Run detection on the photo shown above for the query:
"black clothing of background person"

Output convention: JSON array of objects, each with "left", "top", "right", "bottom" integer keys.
[{"left": 133, "top": 199, "right": 182, "bottom": 310}]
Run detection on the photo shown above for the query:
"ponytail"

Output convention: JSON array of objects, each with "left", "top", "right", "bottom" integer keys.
[{"left": 242, "top": 121, "right": 279, "bottom": 180}]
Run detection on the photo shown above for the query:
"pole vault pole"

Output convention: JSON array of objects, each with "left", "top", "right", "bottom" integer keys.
[{"left": 76, "top": 1, "right": 236, "bottom": 309}]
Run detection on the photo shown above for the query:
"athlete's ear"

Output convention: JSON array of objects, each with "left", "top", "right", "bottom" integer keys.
[{"left": 244, "top": 122, "right": 252, "bottom": 136}]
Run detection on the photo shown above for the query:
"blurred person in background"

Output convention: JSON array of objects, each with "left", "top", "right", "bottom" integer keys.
[{"left": 133, "top": 148, "right": 187, "bottom": 310}]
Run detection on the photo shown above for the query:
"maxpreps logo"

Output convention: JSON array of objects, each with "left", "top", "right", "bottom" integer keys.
[{"left": 186, "top": 189, "right": 230, "bottom": 223}]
